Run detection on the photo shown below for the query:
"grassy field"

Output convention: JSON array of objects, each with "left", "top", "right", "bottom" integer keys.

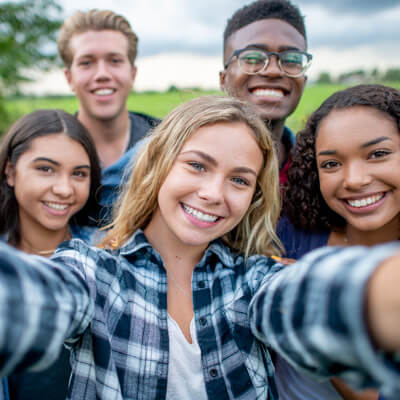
[{"left": 4, "top": 82, "right": 400, "bottom": 134}]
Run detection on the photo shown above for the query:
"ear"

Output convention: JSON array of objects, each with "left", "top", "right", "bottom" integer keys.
[
  {"left": 131, "top": 65, "right": 137, "bottom": 85},
  {"left": 5, "top": 160, "right": 15, "bottom": 187},
  {"left": 64, "top": 68, "right": 74, "bottom": 92},
  {"left": 219, "top": 70, "right": 227, "bottom": 93}
]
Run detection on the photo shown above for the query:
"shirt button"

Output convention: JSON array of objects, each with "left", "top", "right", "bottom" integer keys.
[
  {"left": 198, "top": 281, "right": 206, "bottom": 289},
  {"left": 209, "top": 368, "right": 218, "bottom": 378},
  {"left": 199, "top": 317, "right": 207, "bottom": 326}
]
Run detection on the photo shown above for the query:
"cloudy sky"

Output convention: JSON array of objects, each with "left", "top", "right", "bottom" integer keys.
[{"left": 22, "top": 0, "right": 400, "bottom": 94}]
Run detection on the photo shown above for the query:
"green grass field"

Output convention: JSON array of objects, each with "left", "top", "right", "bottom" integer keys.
[{"left": 4, "top": 82, "right": 400, "bottom": 135}]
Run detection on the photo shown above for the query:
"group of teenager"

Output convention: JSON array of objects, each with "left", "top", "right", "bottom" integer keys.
[{"left": 0, "top": 1, "right": 399, "bottom": 400}]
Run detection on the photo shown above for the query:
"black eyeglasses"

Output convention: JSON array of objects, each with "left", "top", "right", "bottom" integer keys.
[{"left": 224, "top": 47, "right": 312, "bottom": 77}]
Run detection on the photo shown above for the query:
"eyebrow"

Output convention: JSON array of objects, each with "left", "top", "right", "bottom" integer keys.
[
  {"left": 360, "top": 136, "right": 392, "bottom": 148},
  {"left": 32, "top": 157, "right": 90, "bottom": 169},
  {"left": 245, "top": 44, "right": 301, "bottom": 52},
  {"left": 77, "top": 52, "right": 124, "bottom": 59},
  {"left": 180, "top": 150, "right": 258, "bottom": 176},
  {"left": 317, "top": 136, "right": 392, "bottom": 156}
]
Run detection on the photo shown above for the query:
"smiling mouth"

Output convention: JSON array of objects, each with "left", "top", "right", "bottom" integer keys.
[
  {"left": 93, "top": 88, "right": 115, "bottom": 96},
  {"left": 345, "top": 193, "right": 385, "bottom": 208},
  {"left": 43, "top": 202, "right": 69, "bottom": 211},
  {"left": 182, "top": 204, "right": 220, "bottom": 222},
  {"left": 251, "top": 88, "right": 284, "bottom": 98}
]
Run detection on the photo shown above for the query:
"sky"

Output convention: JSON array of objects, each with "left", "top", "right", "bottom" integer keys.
[{"left": 20, "top": 0, "right": 400, "bottom": 94}]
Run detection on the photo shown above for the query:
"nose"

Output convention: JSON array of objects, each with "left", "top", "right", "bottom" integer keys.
[
  {"left": 259, "top": 54, "right": 284, "bottom": 77},
  {"left": 197, "top": 176, "right": 224, "bottom": 204},
  {"left": 94, "top": 60, "right": 111, "bottom": 80},
  {"left": 52, "top": 176, "right": 74, "bottom": 198},
  {"left": 343, "top": 162, "right": 372, "bottom": 190}
]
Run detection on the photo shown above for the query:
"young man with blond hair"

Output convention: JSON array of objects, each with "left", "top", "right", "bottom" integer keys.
[{"left": 59, "top": 9, "right": 159, "bottom": 221}]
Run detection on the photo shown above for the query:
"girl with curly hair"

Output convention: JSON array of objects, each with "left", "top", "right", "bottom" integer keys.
[{"left": 277, "top": 84, "right": 400, "bottom": 400}]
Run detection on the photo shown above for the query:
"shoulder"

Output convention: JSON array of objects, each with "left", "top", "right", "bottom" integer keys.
[
  {"left": 129, "top": 111, "right": 161, "bottom": 128},
  {"left": 209, "top": 240, "right": 281, "bottom": 292},
  {"left": 53, "top": 239, "right": 120, "bottom": 281},
  {"left": 69, "top": 225, "right": 104, "bottom": 245},
  {"left": 277, "top": 216, "right": 330, "bottom": 259}
]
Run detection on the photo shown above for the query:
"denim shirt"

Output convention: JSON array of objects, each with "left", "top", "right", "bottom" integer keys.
[
  {"left": 95, "top": 112, "right": 159, "bottom": 225},
  {"left": 0, "top": 233, "right": 399, "bottom": 399}
]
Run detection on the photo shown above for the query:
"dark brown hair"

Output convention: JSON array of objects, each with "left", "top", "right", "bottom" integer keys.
[{"left": 0, "top": 109, "right": 102, "bottom": 244}]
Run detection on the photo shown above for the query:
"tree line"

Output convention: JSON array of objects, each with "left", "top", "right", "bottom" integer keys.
[{"left": 317, "top": 68, "right": 400, "bottom": 85}]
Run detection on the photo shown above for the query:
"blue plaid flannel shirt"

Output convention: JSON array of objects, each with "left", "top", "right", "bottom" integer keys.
[{"left": 0, "top": 231, "right": 399, "bottom": 399}]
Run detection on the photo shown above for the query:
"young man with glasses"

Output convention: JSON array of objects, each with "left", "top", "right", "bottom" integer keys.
[{"left": 220, "top": 0, "right": 311, "bottom": 184}]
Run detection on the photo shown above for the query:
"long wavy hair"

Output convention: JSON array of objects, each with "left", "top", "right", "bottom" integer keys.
[
  {"left": 283, "top": 84, "right": 400, "bottom": 231},
  {"left": 102, "top": 95, "right": 282, "bottom": 256},
  {"left": 0, "top": 109, "right": 102, "bottom": 245}
]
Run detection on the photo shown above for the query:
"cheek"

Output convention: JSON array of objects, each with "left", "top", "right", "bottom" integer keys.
[{"left": 230, "top": 190, "right": 255, "bottom": 219}]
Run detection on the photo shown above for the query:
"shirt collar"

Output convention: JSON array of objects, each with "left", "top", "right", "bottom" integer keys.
[{"left": 118, "top": 230, "right": 239, "bottom": 269}]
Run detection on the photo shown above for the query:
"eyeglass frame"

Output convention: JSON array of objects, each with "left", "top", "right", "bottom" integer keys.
[{"left": 224, "top": 46, "right": 313, "bottom": 77}]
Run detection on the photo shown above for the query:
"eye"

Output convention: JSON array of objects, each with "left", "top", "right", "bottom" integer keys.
[
  {"left": 369, "top": 149, "right": 391, "bottom": 160},
  {"left": 240, "top": 50, "right": 265, "bottom": 65},
  {"left": 73, "top": 170, "right": 89, "bottom": 178},
  {"left": 319, "top": 160, "right": 340, "bottom": 170},
  {"left": 188, "top": 161, "right": 205, "bottom": 172},
  {"left": 78, "top": 60, "right": 92, "bottom": 66},
  {"left": 231, "top": 176, "right": 250, "bottom": 186},
  {"left": 37, "top": 165, "right": 53, "bottom": 173}
]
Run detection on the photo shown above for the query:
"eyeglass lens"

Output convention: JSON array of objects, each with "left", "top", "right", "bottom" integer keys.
[{"left": 238, "top": 49, "right": 309, "bottom": 76}]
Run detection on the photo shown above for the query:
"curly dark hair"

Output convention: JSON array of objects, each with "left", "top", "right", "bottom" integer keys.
[
  {"left": 223, "top": 0, "right": 307, "bottom": 53},
  {"left": 283, "top": 84, "right": 400, "bottom": 232}
]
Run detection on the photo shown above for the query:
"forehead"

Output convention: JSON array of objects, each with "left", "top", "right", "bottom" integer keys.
[
  {"left": 225, "top": 18, "right": 306, "bottom": 56},
  {"left": 316, "top": 106, "right": 399, "bottom": 149},
  {"left": 181, "top": 121, "right": 263, "bottom": 169},
  {"left": 69, "top": 30, "right": 129, "bottom": 59},
  {"left": 21, "top": 134, "right": 89, "bottom": 160}
]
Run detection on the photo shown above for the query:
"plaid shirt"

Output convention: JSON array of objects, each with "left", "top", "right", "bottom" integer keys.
[{"left": 0, "top": 232, "right": 399, "bottom": 399}]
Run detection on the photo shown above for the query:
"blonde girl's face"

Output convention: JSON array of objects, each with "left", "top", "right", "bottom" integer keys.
[
  {"left": 145, "top": 121, "right": 264, "bottom": 253},
  {"left": 316, "top": 106, "right": 400, "bottom": 234}
]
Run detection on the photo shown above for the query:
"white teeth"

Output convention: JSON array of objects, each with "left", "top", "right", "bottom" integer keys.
[
  {"left": 94, "top": 89, "right": 113, "bottom": 96},
  {"left": 45, "top": 202, "right": 69, "bottom": 211},
  {"left": 252, "top": 89, "right": 284, "bottom": 98},
  {"left": 347, "top": 193, "right": 384, "bottom": 208},
  {"left": 182, "top": 204, "right": 218, "bottom": 222}
]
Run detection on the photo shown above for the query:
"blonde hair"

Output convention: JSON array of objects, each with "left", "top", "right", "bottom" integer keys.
[
  {"left": 102, "top": 96, "right": 282, "bottom": 257},
  {"left": 58, "top": 9, "right": 138, "bottom": 67}
]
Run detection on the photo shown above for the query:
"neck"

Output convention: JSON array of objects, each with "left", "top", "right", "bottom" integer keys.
[
  {"left": 78, "top": 109, "right": 131, "bottom": 168},
  {"left": 345, "top": 220, "right": 399, "bottom": 246},
  {"left": 17, "top": 225, "right": 70, "bottom": 257},
  {"left": 266, "top": 119, "right": 286, "bottom": 165},
  {"left": 144, "top": 211, "right": 206, "bottom": 272}
]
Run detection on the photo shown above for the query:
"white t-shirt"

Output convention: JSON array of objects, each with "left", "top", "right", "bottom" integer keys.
[{"left": 166, "top": 315, "right": 208, "bottom": 400}]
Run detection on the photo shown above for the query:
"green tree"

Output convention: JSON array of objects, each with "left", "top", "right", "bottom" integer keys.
[
  {"left": 383, "top": 68, "right": 400, "bottom": 82},
  {"left": 316, "top": 72, "right": 332, "bottom": 84},
  {"left": 0, "top": 0, "right": 63, "bottom": 133}
]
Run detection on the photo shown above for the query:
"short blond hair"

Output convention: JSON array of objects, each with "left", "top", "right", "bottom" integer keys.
[
  {"left": 58, "top": 9, "right": 138, "bottom": 67},
  {"left": 102, "top": 96, "right": 282, "bottom": 257}
]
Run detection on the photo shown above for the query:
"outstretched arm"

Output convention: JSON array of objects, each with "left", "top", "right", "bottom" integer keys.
[
  {"left": 250, "top": 244, "right": 400, "bottom": 398},
  {"left": 0, "top": 242, "right": 93, "bottom": 376}
]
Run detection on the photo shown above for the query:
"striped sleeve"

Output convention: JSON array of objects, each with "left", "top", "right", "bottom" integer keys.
[
  {"left": 0, "top": 241, "right": 93, "bottom": 376},
  {"left": 249, "top": 244, "right": 400, "bottom": 398}
]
